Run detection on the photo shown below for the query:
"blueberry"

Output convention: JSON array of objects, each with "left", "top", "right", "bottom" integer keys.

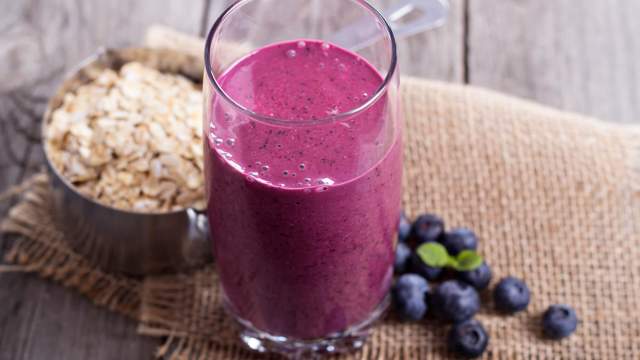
[
  {"left": 543, "top": 304, "right": 578, "bottom": 339},
  {"left": 409, "top": 252, "right": 443, "bottom": 280},
  {"left": 440, "top": 228, "right": 478, "bottom": 255},
  {"left": 396, "top": 273, "right": 430, "bottom": 294},
  {"left": 431, "top": 280, "right": 480, "bottom": 323},
  {"left": 398, "top": 212, "right": 412, "bottom": 243},
  {"left": 412, "top": 213, "right": 444, "bottom": 245},
  {"left": 493, "top": 277, "right": 530, "bottom": 313},
  {"left": 458, "top": 261, "right": 492, "bottom": 290},
  {"left": 394, "top": 242, "right": 412, "bottom": 274},
  {"left": 393, "top": 274, "right": 430, "bottom": 321},
  {"left": 448, "top": 319, "right": 489, "bottom": 358}
]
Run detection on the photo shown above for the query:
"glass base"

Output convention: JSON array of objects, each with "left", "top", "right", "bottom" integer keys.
[{"left": 230, "top": 295, "right": 390, "bottom": 358}]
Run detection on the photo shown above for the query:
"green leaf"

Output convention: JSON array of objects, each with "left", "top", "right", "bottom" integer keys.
[
  {"left": 452, "top": 250, "right": 483, "bottom": 271},
  {"left": 416, "top": 242, "right": 451, "bottom": 268}
]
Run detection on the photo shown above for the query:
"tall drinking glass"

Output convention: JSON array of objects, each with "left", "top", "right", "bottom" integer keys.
[{"left": 203, "top": 0, "right": 401, "bottom": 356}]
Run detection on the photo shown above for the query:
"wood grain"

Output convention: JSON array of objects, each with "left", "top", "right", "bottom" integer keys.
[
  {"left": 467, "top": 0, "right": 640, "bottom": 123},
  {"left": 0, "top": 1, "right": 208, "bottom": 359},
  {"left": 0, "top": 269, "right": 156, "bottom": 360}
]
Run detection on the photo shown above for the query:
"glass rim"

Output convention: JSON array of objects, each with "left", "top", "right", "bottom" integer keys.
[{"left": 204, "top": 0, "right": 398, "bottom": 126}]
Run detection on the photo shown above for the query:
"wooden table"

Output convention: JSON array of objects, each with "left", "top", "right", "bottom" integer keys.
[{"left": 1, "top": 0, "right": 638, "bottom": 358}]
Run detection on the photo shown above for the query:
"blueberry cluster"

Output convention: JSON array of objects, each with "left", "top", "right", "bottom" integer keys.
[{"left": 392, "top": 212, "right": 579, "bottom": 358}]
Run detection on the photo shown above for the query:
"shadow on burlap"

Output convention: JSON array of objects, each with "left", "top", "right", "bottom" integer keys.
[{"left": 2, "top": 30, "right": 640, "bottom": 359}]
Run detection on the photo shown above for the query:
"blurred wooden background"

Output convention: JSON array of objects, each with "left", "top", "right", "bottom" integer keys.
[{"left": 1, "top": 0, "right": 638, "bottom": 358}]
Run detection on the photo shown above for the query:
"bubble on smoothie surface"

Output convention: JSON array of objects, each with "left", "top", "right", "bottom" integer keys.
[
  {"left": 214, "top": 137, "right": 223, "bottom": 146},
  {"left": 261, "top": 165, "right": 270, "bottom": 171},
  {"left": 321, "top": 42, "right": 331, "bottom": 50},
  {"left": 299, "top": 163, "right": 306, "bottom": 170},
  {"left": 297, "top": 41, "right": 306, "bottom": 49},
  {"left": 226, "top": 138, "right": 236, "bottom": 146},
  {"left": 304, "top": 177, "right": 312, "bottom": 184},
  {"left": 327, "top": 106, "right": 340, "bottom": 116},
  {"left": 317, "top": 178, "right": 335, "bottom": 186},
  {"left": 286, "top": 49, "right": 297, "bottom": 58}
]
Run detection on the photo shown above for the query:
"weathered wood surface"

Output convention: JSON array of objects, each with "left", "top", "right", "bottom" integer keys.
[
  {"left": 0, "top": 1, "right": 206, "bottom": 359},
  {"left": 0, "top": 0, "right": 638, "bottom": 359},
  {"left": 468, "top": 0, "right": 640, "bottom": 123}
]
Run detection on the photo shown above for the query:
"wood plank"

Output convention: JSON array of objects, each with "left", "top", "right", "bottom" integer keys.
[
  {"left": 204, "top": 0, "right": 466, "bottom": 82},
  {"left": 0, "top": 271, "right": 156, "bottom": 360},
  {"left": 467, "top": 0, "right": 640, "bottom": 123},
  {"left": 0, "top": 1, "right": 208, "bottom": 359}
]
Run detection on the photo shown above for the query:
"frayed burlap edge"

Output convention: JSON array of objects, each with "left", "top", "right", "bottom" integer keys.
[{"left": 0, "top": 174, "right": 141, "bottom": 319}]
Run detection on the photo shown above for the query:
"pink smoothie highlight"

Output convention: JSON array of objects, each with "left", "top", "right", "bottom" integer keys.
[{"left": 205, "top": 40, "right": 402, "bottom": 339}]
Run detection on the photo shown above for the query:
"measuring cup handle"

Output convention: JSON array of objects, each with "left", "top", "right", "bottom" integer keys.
[
  {"left": 328, "top": 0, "right": 449, "bottom": 51},
  {"left": 186, "top": 207, "right": 214, "bottom": 266},
  {"left": 187, "top": 207, "right": 210, "bottom": 240},
  {"left": 384, "top": 0, "right": 450, "bottom": 39}
]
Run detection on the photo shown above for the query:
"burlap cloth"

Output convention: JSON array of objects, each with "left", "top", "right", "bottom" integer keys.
[{"left": 1, "top": 27, "right": 639, "bottom": 359}]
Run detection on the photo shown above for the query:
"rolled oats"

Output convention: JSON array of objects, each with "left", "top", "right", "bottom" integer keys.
[{"left": 45, "top": 62, "right": 205, "bottom": 213}]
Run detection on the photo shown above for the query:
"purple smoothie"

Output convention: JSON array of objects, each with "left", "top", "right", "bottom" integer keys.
[{"left": 205, "top": 40, "right": 402, "bottom": 339}]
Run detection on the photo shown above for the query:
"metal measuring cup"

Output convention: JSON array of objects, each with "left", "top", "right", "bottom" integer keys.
[{"left": 42, "top": 47, "right": 211, "bottom": 276}]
